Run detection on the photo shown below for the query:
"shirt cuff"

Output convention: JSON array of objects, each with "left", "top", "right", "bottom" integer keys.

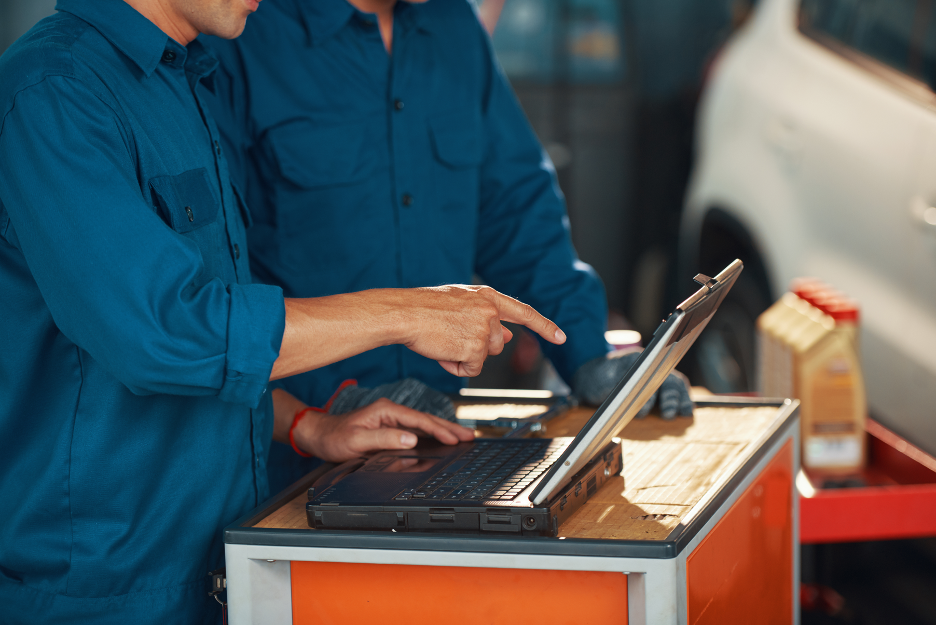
[{"left": 219, "top": 282, "right": 285, "bottom": 408}]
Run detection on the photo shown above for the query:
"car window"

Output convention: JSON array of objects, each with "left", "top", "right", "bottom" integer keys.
[{"left": 799, "top": 0, "right": 926, "bottom": 82}]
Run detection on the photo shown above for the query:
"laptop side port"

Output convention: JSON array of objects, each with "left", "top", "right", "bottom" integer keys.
[
  {"left": 407, "top": 511, "right": 479, "bottom": 531},
  {"left": 480, "top": 512, "right": 520, "bottom": 532}
]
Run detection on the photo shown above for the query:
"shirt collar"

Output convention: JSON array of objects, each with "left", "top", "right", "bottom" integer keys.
[
  {"left": 56, "top": 0, "right": 170, "bottom": 76},
  {"left": 296, "top": 0, "right": 434, "bottom": 46},
  {"left": 296, "top": 0, "right": 354, "bottom": 44}
]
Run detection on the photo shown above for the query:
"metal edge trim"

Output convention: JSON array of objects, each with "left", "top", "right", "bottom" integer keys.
[{"left": 223, "top": 526, "right": 678, "bottom": 559}]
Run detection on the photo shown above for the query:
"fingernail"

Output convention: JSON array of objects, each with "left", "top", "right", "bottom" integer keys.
[
  {"left": 401, "top": 433, "right": 417, "bottom": 447},
  {"left": 555, "top": 329, "right": 567, "bottom": 343}
]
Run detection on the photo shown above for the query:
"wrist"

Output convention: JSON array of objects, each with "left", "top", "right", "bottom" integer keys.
[{"left": 289, "top": 406, "right": 322, "bottom": 457}]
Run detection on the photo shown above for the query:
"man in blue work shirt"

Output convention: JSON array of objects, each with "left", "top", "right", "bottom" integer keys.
[
  {"left": 207, "top": 0, "right": 695, "bottom": 493},
  {"left": 0, "top": 0, "right": 567, "bottom": 621}
]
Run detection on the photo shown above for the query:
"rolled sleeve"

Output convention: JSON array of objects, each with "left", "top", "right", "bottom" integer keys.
[
  {"left": 0, "top": 76, "right": 282, "bottom": 405},
  {"left": 220, "top": 282, "right": 285, "bottom": 407}
]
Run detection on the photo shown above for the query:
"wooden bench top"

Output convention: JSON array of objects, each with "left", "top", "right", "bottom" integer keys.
[{"left": 253, "top": 403, "right": 783, "bottom": 541}]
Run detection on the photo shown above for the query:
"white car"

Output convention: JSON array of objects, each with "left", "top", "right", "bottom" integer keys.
[{"left": 681, "top": 0, "right": 936, "bottom": 454}]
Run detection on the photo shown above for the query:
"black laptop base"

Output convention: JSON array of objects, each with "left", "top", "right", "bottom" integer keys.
[{"left": 307, "top": 440, "right": 622, "bottom": 536}]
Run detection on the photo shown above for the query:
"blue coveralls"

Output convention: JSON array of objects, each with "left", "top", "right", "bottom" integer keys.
[
  {"left": 206, "top": 0, "right": 611, "bottom": 492},
  {"left": 0, "top": 0, "right": 284, "bottom": 621}
]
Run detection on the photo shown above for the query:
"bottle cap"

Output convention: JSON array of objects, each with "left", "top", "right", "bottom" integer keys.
[
  {"left": 789, "top": 277, "right": 828, "bottom": 306},
  {"left": 818, "top": 297, "right": 860, "bottom": 324}
]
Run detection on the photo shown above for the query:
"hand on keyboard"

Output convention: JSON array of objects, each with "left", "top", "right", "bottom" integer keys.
[{"left": 293, "top": 398, "right": 474, "bottom": 463}]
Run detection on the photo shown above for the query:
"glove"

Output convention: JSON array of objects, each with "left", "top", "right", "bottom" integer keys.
[
  {"left": 572, "top": 351, "right": 694, "bottom": 419},
  {"left": 327, "top": 378, "right": 457, "bottom": 422}
]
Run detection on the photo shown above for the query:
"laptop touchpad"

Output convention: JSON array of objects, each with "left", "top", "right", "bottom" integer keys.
[{"left": 364, "top": 455, "right": 443, "bottom": 474}]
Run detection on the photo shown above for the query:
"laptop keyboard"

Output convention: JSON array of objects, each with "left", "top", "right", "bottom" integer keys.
[{"left": 393, "top": 439, "right": 567, "bottom": 502}]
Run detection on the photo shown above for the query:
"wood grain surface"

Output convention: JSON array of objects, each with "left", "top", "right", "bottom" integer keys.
[{"left": 252, "top": 404, "right": 782, "bottom": 541}]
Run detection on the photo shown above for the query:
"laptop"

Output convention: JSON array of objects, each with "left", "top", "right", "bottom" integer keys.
[{"left": 306, "top": 260, "right": 743, "bottom": 536}]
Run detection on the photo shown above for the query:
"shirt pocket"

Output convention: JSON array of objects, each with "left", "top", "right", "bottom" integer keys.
[
  {"left": 149, "top": 168, "right": 228, "bottom": 284},
  {"left": 429, "top": 111, "right": 483, "bottom": 170},
  {"left": 264, "top": 119, "right": 372, "bottom": 189},
  {"left": 149, "top": 168, "right": 221, "bottom": 233}
]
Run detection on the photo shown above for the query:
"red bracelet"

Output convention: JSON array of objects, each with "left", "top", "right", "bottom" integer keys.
[
  {"left": 289, "top": 379, "right": 359, "bottom": 458},
  {"left": 289, "top": 406, "right": 322, "bottom": 458}
]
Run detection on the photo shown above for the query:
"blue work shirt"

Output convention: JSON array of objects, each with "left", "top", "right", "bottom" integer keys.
[
  {"left": 206, "top": 0, "right": 610, "bottom": 490},
  {"left": 0, "top": 0, "right": 285, "bottom": 622}
]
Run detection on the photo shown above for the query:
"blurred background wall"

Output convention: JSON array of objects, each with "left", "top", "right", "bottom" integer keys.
[{"left": 0, "top": 0, "right": 56, "bottom": 55}]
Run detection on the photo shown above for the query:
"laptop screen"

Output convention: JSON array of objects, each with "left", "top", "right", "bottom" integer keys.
[{"left": 529, "top": 260, "right": 743, "bottom": 505}]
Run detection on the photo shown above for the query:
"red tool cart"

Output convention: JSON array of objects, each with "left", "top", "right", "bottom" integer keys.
[{"left": 798, "top": 418, "right": 936, "bottom": 543}]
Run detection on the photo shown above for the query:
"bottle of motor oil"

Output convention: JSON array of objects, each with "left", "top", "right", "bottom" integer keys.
[
  {"left": 756, "top": 281, "right": 866, "bottom": 474},
  {"left": 798, "top": 296, "right": 866, "bottom": 474},
  {"left": 756, "top": 278, "right": 822, "bottom": 397},
  {"left": 780, "top": 284, "right": 830, "bottom": 399}
]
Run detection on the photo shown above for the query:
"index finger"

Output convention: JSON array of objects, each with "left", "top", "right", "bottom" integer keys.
[{"left": 491, "top": 292, "right": 566, "bottom": 345}]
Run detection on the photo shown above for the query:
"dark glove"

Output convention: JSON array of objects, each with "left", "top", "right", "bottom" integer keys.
[
  {"left": 572, "top": 351, "right": 694, "bottom": 419},
  {"left": 327, "top": 378, "right": 457, "bottom": 422}
]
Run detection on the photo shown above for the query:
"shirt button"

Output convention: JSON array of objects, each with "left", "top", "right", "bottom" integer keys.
[
  {"left": 401, "top": 193, "right": 414, "bottom": 207},
  {"left": 161, "top": 50, "right": 176, "bottom": 63},
  {"left": 394, "top": 99, "right": 404, "bottom": 111},
  {"left": 234, "top": 243, "right": 241, "bottom": 260},
  {"left": 361, "top": 17, "right": 375, "bottom": 27},
  {"left": 214, "top": 140, "right": 221, "bottom": 156},
  {"left": 185, "top": 206, "right": 194, "bottom": 222}
]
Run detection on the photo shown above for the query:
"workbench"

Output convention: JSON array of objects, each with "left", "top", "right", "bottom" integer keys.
[{"left": 224, "top": 397, "right": 799, "bottom": 624}]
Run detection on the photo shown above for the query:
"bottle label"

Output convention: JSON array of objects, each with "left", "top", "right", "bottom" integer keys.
[{"left": 805, "top": 436, "right": 862, "bottom": 468}]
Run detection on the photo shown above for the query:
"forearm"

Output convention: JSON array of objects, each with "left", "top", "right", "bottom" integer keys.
[
  {"left": 271, "top": 289, "right": 406, "bottom": 380},
  {"left": 270, "top": 284, "right": 564, "bottom": 382}
]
